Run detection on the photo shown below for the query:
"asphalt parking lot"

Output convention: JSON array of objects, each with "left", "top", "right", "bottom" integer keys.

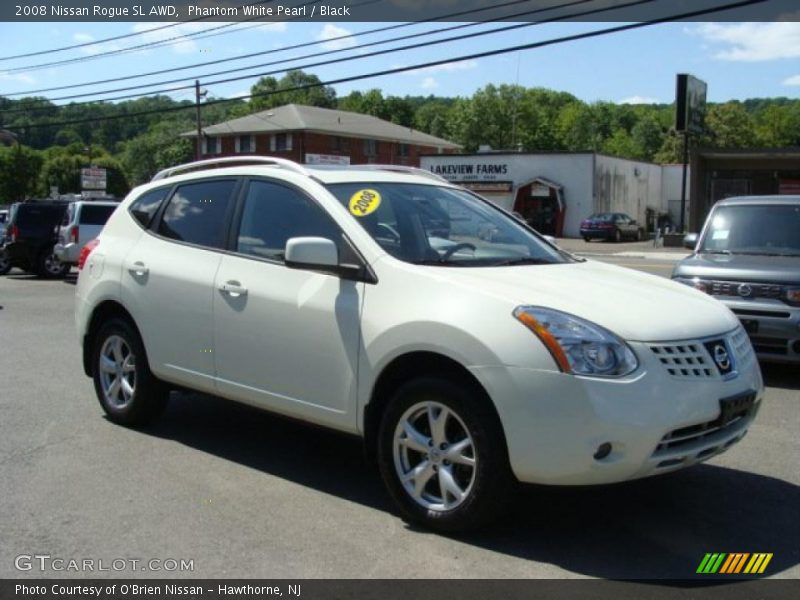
[{"left": 1, "top": 258, "right": 798, "bottom": 580}]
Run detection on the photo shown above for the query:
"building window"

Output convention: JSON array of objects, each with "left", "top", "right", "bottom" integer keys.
[
  {"left": 331, "top": 136, "right": 350, "bottom": 153},
  {"left": 364, "top": 139, "right": 378, "bottom": 157},
  {"left": 270, "top": 133, "right": 293, "bottom": 152},
  {"left": 397, "top": 143, "right": 409, "bottom": 158},
  {"left": 236, "top": 135, "right": 254, "bottom": 153},
  {"left": 203, "top": 136, "right": 221, "bottom": 155}
]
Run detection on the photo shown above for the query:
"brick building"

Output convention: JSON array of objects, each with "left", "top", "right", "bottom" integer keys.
[{"left": 185, "top": 104, "right": 460, "bottom": 166}]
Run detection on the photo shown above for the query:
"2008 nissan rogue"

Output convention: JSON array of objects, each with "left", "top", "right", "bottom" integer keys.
[{"left": 75, "top": 157, "right": 764, "bottom": 531}]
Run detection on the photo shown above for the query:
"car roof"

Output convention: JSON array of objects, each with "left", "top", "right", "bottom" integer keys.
[
  {"left": 715, "top": 195, "right": 800, "bottom": 207},
  {"left": 149, "top": 158, "right": 451, "bottom": 188}
]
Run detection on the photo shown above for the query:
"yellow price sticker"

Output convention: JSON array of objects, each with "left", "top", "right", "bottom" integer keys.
[{"left": 349, "top": 189, "right": 381, "bottom": 217}]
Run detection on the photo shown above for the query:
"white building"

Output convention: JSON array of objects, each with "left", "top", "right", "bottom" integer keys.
[{"left": 421, "top": 152, "right": 674, "bottom": 238}]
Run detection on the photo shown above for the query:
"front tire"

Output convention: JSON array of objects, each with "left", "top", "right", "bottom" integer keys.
[
  {"left": 91, "top": 318, "right": 168, "bottom": 427},
  {"left": 613, "top": 228, "right": 622, "bottom": 243},
  {"left": 377, "top": 377, "right": 515, "bottom": 532}
]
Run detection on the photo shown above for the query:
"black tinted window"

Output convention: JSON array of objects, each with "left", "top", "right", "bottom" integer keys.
[
  {"left": 79, "top": 204, "right": 117, "bottom": 225},
  {"left": 158, "top": 180, "right": 235, "bottom": 248},
  {"left": 16, "top": 204, "right": 66, "bottom": 228},
  {"left": 236, "top": 180, "right": 339, "bottom": 261},
  {"left": 130, "top": 188, "right": 169, "bottom": 229}
]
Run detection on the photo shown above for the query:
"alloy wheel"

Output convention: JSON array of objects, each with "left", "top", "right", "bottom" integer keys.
[
  {"left": 392, "top": 400, "right": 477, "bottom": 511},
  {"left": 98, "top": 335, "right": 137, "bottom": 409}
]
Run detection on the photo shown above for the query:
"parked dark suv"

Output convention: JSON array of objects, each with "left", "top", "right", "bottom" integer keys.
[{"left": 5, "top": 201, "right": 71, "bottom": 277}]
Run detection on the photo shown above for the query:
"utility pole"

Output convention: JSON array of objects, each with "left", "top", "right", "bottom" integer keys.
[{"left": 195, "top": 80, "right": 206, "bottom": 161}]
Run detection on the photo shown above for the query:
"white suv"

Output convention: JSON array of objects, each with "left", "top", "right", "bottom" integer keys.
[{"left": 75, "top": 157, "right": 763, "bottom": 531}]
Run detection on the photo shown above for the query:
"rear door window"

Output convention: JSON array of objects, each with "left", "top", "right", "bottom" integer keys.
[
  {"left": 79, "top": 204, "right": 117, "bottom": 225},
  {"left": 129, "top": 188, "right": 170, "bottom": 229},
  {"left": 157, "top": 180, "right": 237, "bottom": 249}
]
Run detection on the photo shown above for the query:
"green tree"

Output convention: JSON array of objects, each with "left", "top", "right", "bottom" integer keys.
[
  {"left": 0, "top": 144, "right": 43, "bottom": 201},
  {"left": 705, "top": 102, "right": 755, "bottom": 148},
  {"left": 248, "top": 70, "right": 337, "bottom": 112}
]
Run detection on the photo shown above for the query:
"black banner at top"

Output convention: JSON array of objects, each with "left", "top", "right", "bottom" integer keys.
[{"left": 0, "top": 0, "right": 797, "bottom": 22}]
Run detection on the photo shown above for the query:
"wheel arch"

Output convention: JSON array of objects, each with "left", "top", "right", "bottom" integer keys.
[
  {"left": 82, "top": 300, "right": 141, "bottom": 377},
  {"left": 362, "top": 350, "right": 508, "bottom": 463}
]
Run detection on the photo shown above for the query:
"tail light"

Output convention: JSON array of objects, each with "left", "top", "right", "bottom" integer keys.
[
  {"left": 77, "top": 238, "right": 99, "bottom": 271},
  {"left": 70, "top": 225, "right": 79, "bottom": 244},
  {"left": 9, "top": 224, "right": 19, "bottom": 242}
]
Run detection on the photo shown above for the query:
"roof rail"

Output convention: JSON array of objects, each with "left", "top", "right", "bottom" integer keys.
[
  {"left": 151, "top": 156, "right": 311, "bottom": 181},
  {"left": 348, "top": 164, "right": 449, "bottom": 184}
]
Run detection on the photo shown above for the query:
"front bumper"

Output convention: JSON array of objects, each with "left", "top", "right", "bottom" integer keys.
[
  {"left": 718, "top": 297, "right": 800, "bottom": 364},
  {"left": 470, "top": 328, "right": 763, "bottom": 485},
  {"left": 580, "top": 228, "right": 613, "bottom": 240}
]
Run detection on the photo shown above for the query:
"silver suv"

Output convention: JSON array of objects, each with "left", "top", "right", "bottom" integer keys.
[{"left": 673, "top": 195, "right": 800, "bottom": 364}]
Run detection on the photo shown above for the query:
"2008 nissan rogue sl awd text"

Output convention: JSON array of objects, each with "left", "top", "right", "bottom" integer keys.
[{"left": 75, "top": 157, "right": 764, "bottom": 531}]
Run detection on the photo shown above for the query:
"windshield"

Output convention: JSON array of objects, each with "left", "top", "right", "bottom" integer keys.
[
  {"left": 326, "top": 183, "right": 569, "bottom": 266},
  {"left": 698, "top": 204, "right": 800, "bottom": 256}
]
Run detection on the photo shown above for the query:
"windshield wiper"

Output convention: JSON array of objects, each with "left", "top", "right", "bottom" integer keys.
[
  {"left": 490, "top": 257, "right": 552, "bottom": 267},
  {"left": 411, "top": 259, "right": 468, "bottom": 267},
  {"left": 703, "top": 249, "right": 731, "bottom": 255}
]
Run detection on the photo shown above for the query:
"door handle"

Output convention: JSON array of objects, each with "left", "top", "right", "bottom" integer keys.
[
  {"left": 128, "top": 261, "right": 149, "bottom": 277},
  {"left": 219, "top": 281, "right": 248, "bottom": 297}
]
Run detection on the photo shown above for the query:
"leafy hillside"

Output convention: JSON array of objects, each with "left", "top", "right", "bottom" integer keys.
[{"left": 1, "top": 69, "right": 798, "bottom": 201}]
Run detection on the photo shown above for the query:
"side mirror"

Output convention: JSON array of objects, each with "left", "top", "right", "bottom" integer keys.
[
  {"left": 285, "top": 236, "right": 371, "bottom": 282},
  {"left": 285, "top": 237, "right": 339, "bottom": 269},
  {"left": 683, "top": 233, "right": 698, "bottom": 250}
]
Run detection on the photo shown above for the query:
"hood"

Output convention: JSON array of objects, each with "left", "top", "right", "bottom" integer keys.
[
  {"left": 423, "top": 259, "right": 739, "bottom": 342},
  {"left": 674, "top": 252, "right": 800, "bottom": 284}
]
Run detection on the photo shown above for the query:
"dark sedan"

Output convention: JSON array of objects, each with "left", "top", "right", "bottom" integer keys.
[{"left": 580, "top": 212, "right": 644, "bottom": 242}]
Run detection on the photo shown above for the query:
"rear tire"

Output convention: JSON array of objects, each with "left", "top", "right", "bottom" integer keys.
[
  {"left": 37, "top": 247, "right": 69, "bottom": 278},
  {"left": 91, "top": 318, "right": 168, "bottom": 427},
  {"left": 635, "top": 228, "right": 643, "bottom": 242},
  {"left": 0, "top": 248, "right": 10, "bottom": 275},
  {"left": 583, "top": 236, "right": 591, "bottom": 243},
  {"left": 377, "top": 377, "right": 515, "bottom": 532}
]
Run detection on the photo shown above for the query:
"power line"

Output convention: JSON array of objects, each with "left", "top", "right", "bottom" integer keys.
[
  {"left": 4, "top": 0, "right": 537, "bottom": 97},
  {"left": 0, "top": 1, "right": 281, "bottom": 62},
  {"left": 8, "top": 0, "right": 597, "bottom": 109},
  {"left": 4, "top": 0, "right": 767, "bottom": 134},
  {"left": 0, "top": 0, "right": 334, "bottom": 74}
]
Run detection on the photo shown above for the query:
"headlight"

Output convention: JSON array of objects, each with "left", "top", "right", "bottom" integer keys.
[
  {"left": 673, "top": 276, "right": 708, "bottom": 293},
  {"left": 513, "top": 306, "right": 638, "bottom": 377}
]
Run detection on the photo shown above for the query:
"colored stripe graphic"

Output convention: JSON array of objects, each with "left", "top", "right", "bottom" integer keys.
[
  {"left": 720, "top": 553, "right": 749, "bottom": 573},
  {"left": 744, "top": 553, "right": 773, "bottom": 574},
  {"left": 697, "top": 553, "right": 773, "bottom": 574},
  {"left": 697, "top": 553, "right": 727, "bottom": 573}
]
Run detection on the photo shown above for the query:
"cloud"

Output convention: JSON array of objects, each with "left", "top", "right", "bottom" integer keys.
[
  {"left": 420, "top": 77, "right": 439, "bottom": 90},
  {"left": 131, "top": 22, "right": 214, "bottom": 55},
  {"left": 0, "top": 72, "right": 35, "bottom": 84},
  {"left": 692, "top": 22, "right": 800, "bottom": 62},
  {"left": 72, "top": 32, "right": 122, "bottom": 55},
  {"left": 783, "top": 74, "right": 800, "bottom": 86},
  {"left": 257, "top": 22, "right": 287, "bottom": 33},
  {"left": 401, "top": 59, "right": 478, "bottom": 76},
  {"left": 619, "top": 95, "right": 659, "bottom": 104},
  {"left": 316, "top": 24, "right": 356, "bottom": 51}
]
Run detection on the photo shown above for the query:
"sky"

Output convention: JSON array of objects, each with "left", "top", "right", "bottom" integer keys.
[{"left": 0, "top": 17, "right": 799, "bottom": 107}]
